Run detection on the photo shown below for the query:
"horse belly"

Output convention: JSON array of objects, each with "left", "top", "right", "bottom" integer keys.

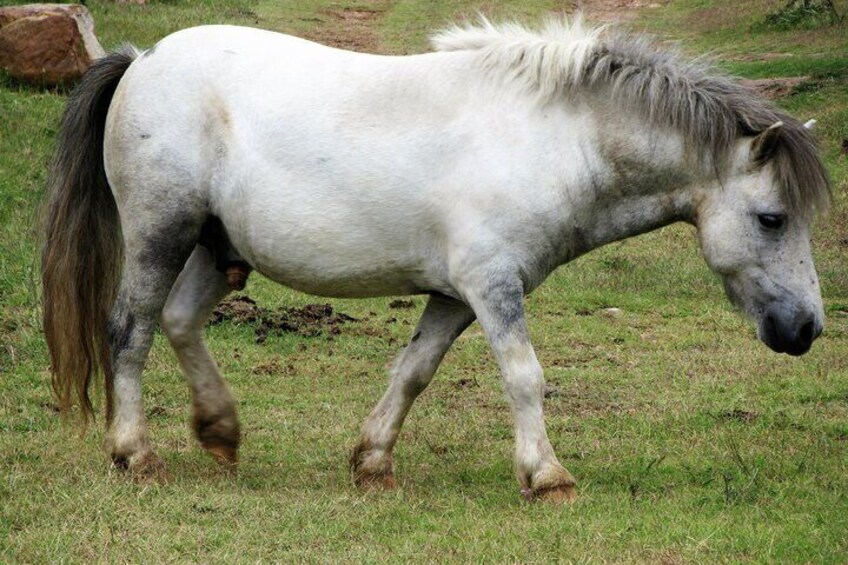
[{"left": 220, "top": 190, "right": 446, "bottom": 298}]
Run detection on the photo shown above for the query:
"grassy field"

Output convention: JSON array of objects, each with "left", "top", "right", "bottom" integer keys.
[{"left": 1, "top": 0, "right": 847, "bottom": 562}]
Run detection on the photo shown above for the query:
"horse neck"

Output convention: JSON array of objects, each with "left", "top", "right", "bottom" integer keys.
[{"left": 566, "top": 111, "right": 709, "bottom": 256}]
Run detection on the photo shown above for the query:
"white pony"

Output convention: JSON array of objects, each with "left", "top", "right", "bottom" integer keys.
[{"left": 42, "top": 17, "right": 829, "bottom": 502}]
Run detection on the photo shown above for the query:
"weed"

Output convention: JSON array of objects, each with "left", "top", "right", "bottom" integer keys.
[
  {"left": 627, "top": 454, "right": 667, "bottom": 503},
  {"left": 760, "top": 0, "right": 844, "bottom": 30},
  {"left": 720, "top": 434, "right": 760, "bottom": 505}
]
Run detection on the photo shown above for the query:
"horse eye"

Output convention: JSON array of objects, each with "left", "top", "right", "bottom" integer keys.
[{"left": 757, "top": 213, "right": 785, "bottom": 230}]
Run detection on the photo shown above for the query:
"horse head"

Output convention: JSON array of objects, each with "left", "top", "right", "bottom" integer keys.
[{"left": 696, "top": 119, "right": 828, "bottom": 355}]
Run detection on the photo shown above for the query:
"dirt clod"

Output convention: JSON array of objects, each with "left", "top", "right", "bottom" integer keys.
[
  {"left": 388, "top": 299, "right": 415, "bottom": 309},
  {"left": 544, "top": 384, "right": 563, "bottom": 398},
  {"left": 210, "top": 295, "right": 356, "bottom": 343},
  {"left": 719, "top": 409, "right": 758, "bottom": 423},
  {"left": 454, "top": 378, "right": 478, "bottom": 389}
]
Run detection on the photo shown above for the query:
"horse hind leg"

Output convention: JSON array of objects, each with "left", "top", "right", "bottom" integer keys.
[
  {"left": 161, "top": 244, "right": 241, "bottom": 469},
  {"left": 106, "top": 212, "right": 202, "bottom": 478}
]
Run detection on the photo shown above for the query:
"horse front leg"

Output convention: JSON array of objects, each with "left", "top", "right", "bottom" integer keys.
[
  {"left": 464, "top": 277, "right": 577, "bottom": 503},
  {"left": 351, "top": 293, "right": 475, "bottom": 488}
]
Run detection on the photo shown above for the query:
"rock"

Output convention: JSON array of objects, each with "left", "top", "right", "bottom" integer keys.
[
  {"left": 601, "top": 307, "right": 623, "bottom": 318},
  {"left": 0, "top": 4, "right": 106, "bottom": 86}
]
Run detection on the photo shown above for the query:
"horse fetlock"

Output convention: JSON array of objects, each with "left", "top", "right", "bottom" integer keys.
[
  {"left": 193, "top": 404, "right": 241, "bottom": 467},
  {"left": 350, "top": 439, "right": 396, "bottom": 489},
  {"left": 106, "top": 424, "right": 149, "bottom": 459}
]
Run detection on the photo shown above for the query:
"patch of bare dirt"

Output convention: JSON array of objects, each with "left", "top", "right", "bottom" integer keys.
[
  {"left": 739, "top": 76, "right": 810, "bottom": 99},
  {"left": 575, "top": 0, "right": 669, "bottom": 23},
  {"left": 550, "top": 383, "right": 643, "bottom": 417},
  {"left": 210, "top": 295, "right": 356, "bottom": 343},
  {"left": 307, "top": 6, "right": 387, "bottom": 53},
  {"left": 251, "top": 357, "right": 296, "bottom": 376},
  {"left": 734, "top": 52, "right": 795, "bottom": 62}
]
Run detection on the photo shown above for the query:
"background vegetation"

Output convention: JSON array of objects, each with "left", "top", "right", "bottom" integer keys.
[{"left": 1, "top": 0, "right": 846, "bottom": 562}]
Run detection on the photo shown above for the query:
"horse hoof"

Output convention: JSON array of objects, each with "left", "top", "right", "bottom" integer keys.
[
  {"left": 349, "top": 439, "right": 396, "bottom": 490},
  {"left": 524, "top": 464, "right": 577, "bottom": 503},
  {"left": 193, "top": 408, "right": 241, "bottom": 469},
  {"left": 354, "top": 470, "right": 397, "bottom": 490},
  {"left": 113, "top": 451, "right": 169, "bottom": 483},
  {"left": 533, "top": 484, "right": 577, "bottom": 504},
  {"left": 205, "top": 443, "right": 239, "bottom": 473}
]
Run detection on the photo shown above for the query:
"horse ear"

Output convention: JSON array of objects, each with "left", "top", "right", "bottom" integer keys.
[
  {"left": 751, "top": 121, "right": 783, "bottom": 164},
  {"left": 804, "top": 119, "right": 817, "bottom": 130}
]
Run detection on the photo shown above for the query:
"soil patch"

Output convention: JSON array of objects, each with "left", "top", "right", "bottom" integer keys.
[
  {"left": 210, "top": 295, "right": 356, "bottom": 343},
  {"left": 307, "top": 6, "right": 387, "bottom": 53},
  {"left": 576, "top": 0, "right": 668, "bottom": 23},
  {"left": 739, "top": 76, "right": 809, "bottom": 99}
]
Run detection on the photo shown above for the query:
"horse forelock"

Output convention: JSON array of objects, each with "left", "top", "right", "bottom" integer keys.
[
  {"left": 431, "top": 17, "right": 831, "bottom": 219},
  {"left": 768, "top": 121, "right": 831, "bottom": 219}
]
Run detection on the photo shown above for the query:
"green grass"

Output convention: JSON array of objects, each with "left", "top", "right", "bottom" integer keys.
[{"left": 2, "top": 0, "right": 848, "bottom": 562}]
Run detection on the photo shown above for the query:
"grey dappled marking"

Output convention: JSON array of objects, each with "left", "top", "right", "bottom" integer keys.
[{"left": 106, "top": 301, "right": 135, "bottom": 358}]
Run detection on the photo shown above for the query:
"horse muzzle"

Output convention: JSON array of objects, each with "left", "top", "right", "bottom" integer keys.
[{"left": 758, "top": 302, "right": 823, "bottom": 356}]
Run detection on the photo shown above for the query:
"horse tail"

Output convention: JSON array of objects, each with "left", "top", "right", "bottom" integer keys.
[{"left": 41, "top": 47, "right": 139, "bottom": 426}]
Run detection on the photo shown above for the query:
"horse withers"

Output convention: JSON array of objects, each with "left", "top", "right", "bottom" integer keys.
[{"left": 42, "top": 18, "right": 830, "bottom": 502}]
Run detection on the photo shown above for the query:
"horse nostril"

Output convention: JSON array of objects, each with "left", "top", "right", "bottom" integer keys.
[{"left": 799, "top": 320, "right": 815, "bottom": 346}]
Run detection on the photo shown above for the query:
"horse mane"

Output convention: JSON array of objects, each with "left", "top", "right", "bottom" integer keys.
[{"left": 432, "top": 17, "right": 831, "bottom": 218}]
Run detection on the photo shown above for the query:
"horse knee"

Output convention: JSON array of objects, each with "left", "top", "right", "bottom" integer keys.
[{"left": 503, "top": 364, "right": 545, "bottom": 404}]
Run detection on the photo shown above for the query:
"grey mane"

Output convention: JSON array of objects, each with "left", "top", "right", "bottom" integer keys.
[{"left": 432, "top": 18, "right": 831, "bottom": 218}]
